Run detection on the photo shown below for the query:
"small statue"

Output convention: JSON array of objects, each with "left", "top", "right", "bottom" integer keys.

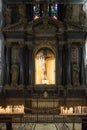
[
  {"left": 65, "top": 4, "right": 73, "bottom": 21},
  {"left": 5, "top": 7, "right": 11, "bottom": 25},
  {"left": 72, "top": 63, "right": 80, "bottom": 86},
  {"left": 11, "top": 64, "right": 19, "bottom": 86},
  {"left": 79, "top": 5, "right": 86, "bottom": 25}
]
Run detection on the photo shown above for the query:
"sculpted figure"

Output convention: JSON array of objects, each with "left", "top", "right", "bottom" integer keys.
[
  {"left": 11, "top": 64, "right": 19, "bottom": 86},
  {"left": 79, "top": 5, "right": 86, "bottom": 25}
]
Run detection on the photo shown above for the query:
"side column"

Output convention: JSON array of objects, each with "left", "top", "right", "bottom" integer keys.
[
  {"left": 58, "top": 45, "right": 63, "bottom": 85},
  {"left": 79, "top": 45, "right": 86, "bottom": 85},
  {"left": 19, "top": 43, "right": 24, "bottom": 86},
  {"left": 66, "top": 43, "right": 71, "bottom": 85},
  {"left": 5, "top": 43, "right": 11, "bottom": 85}
]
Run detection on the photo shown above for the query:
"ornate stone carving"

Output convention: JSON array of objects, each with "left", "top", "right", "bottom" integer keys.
[
  {"left": 72, "top": 63, "right": 80, "bottom": 86},
  {"left": 34, "top": 20, "right": 58, "bottom": 33},
  {"left": 79, "top": 5, "right": 86, "bottom": 25},
  {"left": 11, "top": 64, "right": 19, "bottom": 86},
  {"left": 5, "top": 7, "right": 12, "bottom": 25}
]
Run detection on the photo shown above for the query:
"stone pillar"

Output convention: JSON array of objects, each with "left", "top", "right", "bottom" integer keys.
[
  {"left": 28, "top": 47, "right": 33, "bottom": 85},
  {"left": 62, "top": 45, "right": 66, "bottom": 85},
  {"left": 25, "top": 46, "right": 29, "bottom": 85},
  {"left": 11, "top": 45, "right": 19, "bottom": 87},
  {"left": 66, "top": 44, "right": 71, "bottom": 85},
  {"left": 58, "top": 45, "right": 63, "bottom": 85},
  {"left": 79, "top": 45, "right": 86, "bottom": 85},
  {"left": 19, "top": 43, "right": 24, "bottom": 85},
  {"left": 71, "top": 44, "right": 80, "bottom": 86},
  {"left": 5, "top": 43, "right": 11, "bottom": 85}
]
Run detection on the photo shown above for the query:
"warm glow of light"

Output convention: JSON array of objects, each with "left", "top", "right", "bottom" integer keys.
[
  {"left": 53, "top": 15, "right": 57, "bottom": 19},
  {"left": 60, "top": 106, "right": 87, "bottom": 115},
  {"left": 35, "top": 49, "right": 55, "bottom": 85},
  {"left": 0, "top": 105, "right": 24, "bottom": 114},
  {"left": 34, "top": 15, "right": 39, "bottom": 19}
]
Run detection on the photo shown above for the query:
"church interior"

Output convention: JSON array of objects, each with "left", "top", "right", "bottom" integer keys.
[{"left": 0, "top": 0, "right": 87, "bottom": 130}]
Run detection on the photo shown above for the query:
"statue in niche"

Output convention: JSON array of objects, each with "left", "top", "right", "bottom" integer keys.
[
  {"left": 79, "top": 5, "right": 86, "bottom": 25},
  {"left": 18, "top": 4, "right": 26, "bottom": 21},
  {"left": 72, "top": 63, "right": 80, "bottom": 86},
  {"left": 65, "top": 4, "right": 73, "bottom": 21},
  {"left": 5, "top": 6, "right": 11, "bottom": 25},
  {"left": 11, "top": 64, "right": 19, "bottom": 86}
]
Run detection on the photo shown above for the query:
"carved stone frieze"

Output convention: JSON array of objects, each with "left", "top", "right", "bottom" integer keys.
[{"left": 34, "top": 39, "right": 56, "bottom": 46}]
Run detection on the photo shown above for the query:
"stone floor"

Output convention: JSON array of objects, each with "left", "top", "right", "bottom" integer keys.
[{"left": 0, "top": 123, "right": 82, "bottom": 130}]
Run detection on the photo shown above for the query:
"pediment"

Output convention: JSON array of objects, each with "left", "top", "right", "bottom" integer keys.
[
  {"left": 3, "top": 20, "right": 27, "bottom": 33},
  {"left": 3, "top": 17, "right": 87, "bottom": 34}
]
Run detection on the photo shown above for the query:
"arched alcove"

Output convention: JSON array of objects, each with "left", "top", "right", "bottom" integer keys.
[{"left": 35, "top": 47, "right": 55, "bottom": 85}]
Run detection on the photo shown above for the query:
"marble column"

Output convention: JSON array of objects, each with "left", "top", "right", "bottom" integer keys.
[
  {"left": 19, "top": 43, "right": 24, "bottom": 85},
  {"left": 58, "top": 45, "right": 63, "bottom": 85},
  {"left": 5, "top": 43, "right": 11, "bottom": 85},
  {"left": 28, "top": 47, "right": 33, "bottom": 85},
  {"left": 62, "top": 45, "right": 66, "bottom": 85},
  {"left": 66, "top": 44, "right": 71, "bottom": 85},
  {"left": 79, "top": 46, "right": 86, "bottom": 85},
  {"left": 25, "top": 47, "right": 29, "bottom": 85}
]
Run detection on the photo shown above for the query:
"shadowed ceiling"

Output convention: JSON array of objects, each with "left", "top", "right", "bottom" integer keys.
[{"left": 6, "top": 0, "right": 87, "bottom": 4}]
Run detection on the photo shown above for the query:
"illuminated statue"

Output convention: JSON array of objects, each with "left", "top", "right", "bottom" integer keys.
[{"left": 39, "top": 50, "right": 48, "bottom": 84}]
